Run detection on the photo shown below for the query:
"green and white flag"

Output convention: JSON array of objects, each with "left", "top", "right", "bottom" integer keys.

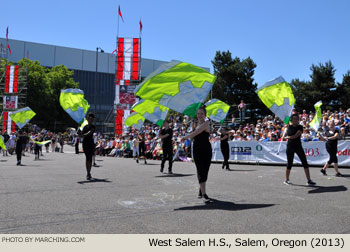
[
  {"left": 204, "top": 99, "right": 230, "bottom": 123},
  {"left": 60, "top": 89, "right": 90, "bottom": 124},
  {"left": 135, "top": 61, "right": 216, "bottom": 118},
  {"left": 257, "top": 76, "right": 295, "bottom": 124},
  {"left": 131, "top": 99, "right": 169, "bottom": 127},
  {"left": 9, "top": 107, "right": 36, "bottom": 129},
  {"left": 0, "top": 136, "right": 7, "bottom": 150},
  {"left": 309, "top": 101, "right": 322, "bottom": 132},
  {"left": 124, "top": 112, "right": 145, "bottom": 130}
]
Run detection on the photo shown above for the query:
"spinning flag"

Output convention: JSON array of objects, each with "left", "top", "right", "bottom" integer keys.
[
  {"left": 29, "top": 136, "right": 51, "bottom": 146},
  {"left": 124, "top": 112, "right": 145, "bottom": 130},
  {"left": 0, "top": 136, "right": 6, "bottom": 150},
  {"left": 9, "top": 107, "right": 36, "bottom": 129},
  {"left": 257, "top": 76, "right": 295, "bottom": 124},
  {"left": 134, "top": 61, "right": 216, "bottom": 118},
  {"left": 204, "top": 99, "right": 230, "bottom": 123},
  {"left": 309, "top": 101, "right": 322, "bottom": 132},
  {"left": 131, "top": 99, "right": 169, "bottom": 126},
  {"left": 60, "top": 89, "right": 90, "bottom": 124}
]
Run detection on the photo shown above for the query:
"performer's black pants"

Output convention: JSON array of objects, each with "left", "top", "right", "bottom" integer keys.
[
  {"left": 161, "top": 145, "right": 173, "bottom": 170},
  {"left": 286, "top": 143, "right": 308, "bottom": 170}
]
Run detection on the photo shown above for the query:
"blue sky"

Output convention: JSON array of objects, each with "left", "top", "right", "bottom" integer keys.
[{"left": 1, "top": 0, "right": 350, "bottom": 87}]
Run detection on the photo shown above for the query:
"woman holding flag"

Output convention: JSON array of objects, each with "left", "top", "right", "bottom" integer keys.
[
  {"left": 184, "top": 106, "right": 212, "bottom": 203},
  {"left": 284, "top": 114, "right": 316, "bottom": 186},
  {"left": 320, "top": 121, "right": 343, "bottom": 177}
]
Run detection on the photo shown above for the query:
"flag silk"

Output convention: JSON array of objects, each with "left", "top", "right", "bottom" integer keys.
[
  {"left": 124, "top": 112, "right": 145, "bottom": 130},
  {"left": 79, "top": 118, "right": 88, "bottom": 131},
  {"left": 0, "top": 136, "right": 7, "bottom": 150},
  {"left": 7, "top": 44, "right": 11, "bottom": 55},
  {"left": 309, "top": 101, "right": 323, "bottom": 132},
  {"left": 6, "top": 26, "right": 9, "bottom": 41},
  {"left": 134, "top": 61, "right": 216, "bottom": 118},
  {"left": 205, "top": 99, "right": 230, "bottom": 123},
  {"left": 59, "top": 89, "right": 90, "bottom": 124},
  {"left": 9, "top": 107, "right": 36, "bottom": 129},
  {"left": 131, "top": 99, "right": 169, "bottom": 126},
  {"left": 118, "top": 5, "right": 124, "bottom": 22},
  {"left": 257, "top": 76, "right": 295, "bottom": 124},
  {"left": 29, "top": 136, "right": 51, "bottom": 146}
]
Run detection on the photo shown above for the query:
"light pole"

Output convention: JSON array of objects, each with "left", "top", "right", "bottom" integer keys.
[{"left": 94, "top": 47, "right": 104, "bottom": 127}]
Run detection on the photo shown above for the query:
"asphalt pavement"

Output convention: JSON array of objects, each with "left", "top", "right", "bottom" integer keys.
[{"left": 0, "top": 145, "right": 349, "bottom": 234}]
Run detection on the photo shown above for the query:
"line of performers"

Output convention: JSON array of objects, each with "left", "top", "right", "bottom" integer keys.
[{"left": 79, "top": 109, "right": 345, "bottom": 204}]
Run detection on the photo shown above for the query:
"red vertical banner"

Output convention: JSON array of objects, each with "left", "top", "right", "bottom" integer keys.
[
  {"left": 116, "top": 38, "right": 124, "bottom": 83},
  {"left": 5, "top": 65, "right": 10, "bottom": 93},
  {"left": 2, "top": 112, "right": 8, "bottom": 133},
  {"left": 11, "top": 121, "right": 16, "bottom": 133},
  {"left": 132, "top": 38, "right": 139, "bottom": 80},
  {"left": 13, "top": 65, "right": 19, "bottom": 93},
  {"left": 115, "top": 109, "right": 124, "bottom": 135}
]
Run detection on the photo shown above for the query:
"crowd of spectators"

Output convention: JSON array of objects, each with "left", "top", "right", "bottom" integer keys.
[{"left": 2, "top": 108, "right": 350, "bottom": 161}]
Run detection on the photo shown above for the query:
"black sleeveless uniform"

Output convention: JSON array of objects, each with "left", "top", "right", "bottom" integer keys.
[
  {"left": 82, "top": 124, "right": 96, "bottom": 162},
  {"left": 193, "top": 131, "right": 212, "bottom": 183},
  {"left": 286, "top": 124, "right": 308, "bottom": 169},
  {"left": 220, "top": 133, "right": 230, "bottom": 169},
  {"left": 160, "top": 128, "right": 173, "bottom": 171},
  {"left": 324, "top": 129, "right": 339, "bottom": 165}
]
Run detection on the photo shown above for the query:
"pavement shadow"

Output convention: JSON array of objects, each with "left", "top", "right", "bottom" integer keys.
[
  {"left": 155, "top": 173, "right": 195, "bottom": 178},
  {"left": 77, "top": 178, "right": 112, "bottom": 184},
  {"left": 174, "top": 199, "right": 275, "bottom": 211},
  {"left": 0, "top": 160, "right": 8, "bottom": 162},
  {"left": 308, "top": 185, "right": 347, "bottom": 194}
]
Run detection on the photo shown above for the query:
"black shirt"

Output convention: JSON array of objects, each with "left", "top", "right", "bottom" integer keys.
[
  {"left": 287, "top": 125, "right": 303, "bottom": 145},
  {"left": 82, "top": 124, "right": 96, "bottom": 146},
  {"left": 16, "top": 135, "right": 27, "bottom": 149},
  {"left": 160, "top": 128, "right": 173, "bottom": 146},
  {"left": 324, "top": 128, "right": 339, "bottom": 148}
]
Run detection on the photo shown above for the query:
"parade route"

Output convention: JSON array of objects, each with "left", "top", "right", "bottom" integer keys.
[{"left": 0, "top": 146, "right": 349, "bottom": 234}]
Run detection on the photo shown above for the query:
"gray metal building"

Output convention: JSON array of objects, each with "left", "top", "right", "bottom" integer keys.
[{"left": 0, "top": 38, "right": 209, "bottom": 132}]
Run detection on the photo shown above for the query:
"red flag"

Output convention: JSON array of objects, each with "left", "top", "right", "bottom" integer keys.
[
  {"left": 118, "top": 5, "right": 124, "bottom": 22},
  {"left": 6, "top": 26, "right": 8, "bottom": 41},
  {"left": 139, "top": 19, "right": 143, "bottom": 34},
  {"left": 7, "top": 44, "right": 11, "bottom": 55}
]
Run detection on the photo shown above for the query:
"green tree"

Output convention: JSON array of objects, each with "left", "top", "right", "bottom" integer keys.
[
  {"left": 17, "top": 59, "right": 79, "bottom": 130},
  {"left": 336, "top": 71, "right": 350, "bottom": 109},
  {"left": 211, "top": 50, "right": 264, "bottom": 120},
  {"left": 290, "top": 78, "right": 311, "bottom": 112},
  {"left": 309, "top": 61, "right": 336, "bottom": 110}
]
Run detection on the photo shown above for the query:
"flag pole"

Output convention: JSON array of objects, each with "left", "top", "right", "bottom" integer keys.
[{"left": 277, "top": 105, "right": 294, "bottom": 155}]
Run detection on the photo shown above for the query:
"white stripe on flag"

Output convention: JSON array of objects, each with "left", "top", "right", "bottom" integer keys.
[
  {"left": 9, "top": 65, "right": 14, "bottom": 93},
  {"left": 123, "top": 38, "right": 132, "bottom": 80},
  {"left": 7, "top": 112, "right": 12, "bottom": 135}
]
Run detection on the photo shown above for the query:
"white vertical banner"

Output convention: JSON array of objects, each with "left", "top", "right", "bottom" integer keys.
[
  {"left": 123, "top": 109, "right": 130, "bottom": 133},
  {"left": 9, "top": 65, "right": 14, "bottom": 93},
  {"left": 7, "top": 112, "right": 12, "bottom": 135},
  {"left": 114, "top": 85, "right": 120, "bottom": 105},
  {"left": 123, "top": 38, "right": 132, "bottom": 80}
]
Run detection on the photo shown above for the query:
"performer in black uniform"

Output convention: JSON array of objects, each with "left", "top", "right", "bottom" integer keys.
[
  {"left": 219, "top": 127, "right": 230, "bottom": 170},
  {"left": 138, "top": 132, "right": 147, "bottom": 164},
  {"left": 78, "top": 113, "right": 96, "bottom": 180},
  {"left": 158, "top": 120, "right": 173, "bottom": 174},
  {"left": 184, "top": 106, "right": 212, "bottom": 203},
  {"left": 284, "top": 113, "right": 316, "bottom": 186},
  {"left": 16, "top": 130, "right": 26, "bottom": 166},
  {"left": 320, "top": 121, "right": 343, "bottom": 177}
]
